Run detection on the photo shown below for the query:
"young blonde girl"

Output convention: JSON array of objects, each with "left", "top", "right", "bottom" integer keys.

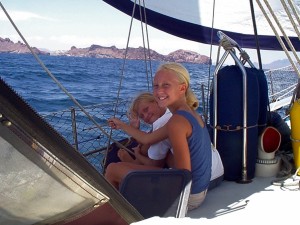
[{"left": 118, "top": 92, "right": 172, "bottom": 167}]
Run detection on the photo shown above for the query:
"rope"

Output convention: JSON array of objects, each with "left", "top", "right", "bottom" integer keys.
[
  {"left": 256, "top": 0, "right": 300, "bottom": 79},
  {"left": 219, "top": 38, "right": 234, "bottom": 51},
  {"left": 282, "top": 0, "right": 300, "bottom": 38},
  {"left": 264, "top": 0, "right": 300, "bottom": 64},
  {"left": 0, "top": 2, "right": 133, "bottom": 155},
  {"left": 272, "top": 160, "right": 300, "bottom": 189},
  {"left": 290, "top": 137, "right": 300, "bottom": 142},
  {"left": 239, "top": 51, "right": 250, "bottom": 64},
  {"left": 215, "top": 37, "right": 235, "bottom": 66},
  {"left": 270, "top": 151, "right": 299, "bottom": 190},
  {"left": 210, "top": 123, "right": 266, "bottom": 132},
  {"left": 288, "top": 0, "right": 300, "bottom": 25}
]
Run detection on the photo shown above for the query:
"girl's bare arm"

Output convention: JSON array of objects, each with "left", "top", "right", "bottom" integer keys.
[
  {"left": 167, "top": 115, "right": 191, "bottom": 171},
  {"left": 108, "top": 117, "right": 168, "bottom": 145}
]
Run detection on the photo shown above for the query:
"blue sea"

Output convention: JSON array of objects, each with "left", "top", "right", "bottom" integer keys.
[{"left": 0, "top": 53, "right": 211, "bottom": 115}]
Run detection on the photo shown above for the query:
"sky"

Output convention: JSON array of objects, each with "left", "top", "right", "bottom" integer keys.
[{"left": 0, "top": 0, "right": 295, "bottom": 64}]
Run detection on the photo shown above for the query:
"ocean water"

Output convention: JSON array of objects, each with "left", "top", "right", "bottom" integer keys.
[{"left": 0, "top": 53, "right": 211, "bottom": 115}]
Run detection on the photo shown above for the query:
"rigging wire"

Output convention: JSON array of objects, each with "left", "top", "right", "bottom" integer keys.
[
  {"left": 249, "top": 0, "right": 263, "bottom": 70},
  {"left": 104, "top": 0, "right": 140, "bottom": 163},
  {"left": 205, "top": 0, "right": 216, "bottom": 125},
  {"left": 137, "top": 0, "right": 152, "bottom": 90},
  {"left": 256, "top": 0, "right": 300, "bottom": 77},
  {"left": 111, "top": 0, "right": 152, "bottom": 115},
  {"left": 141, "top": 0, "right": 154, "bottom": 88},
  {"left": 104, "top": 0, "right": 154, "bottom": 166}
]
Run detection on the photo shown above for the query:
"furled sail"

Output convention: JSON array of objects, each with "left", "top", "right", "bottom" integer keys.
[{"left": 103, "top": 0, "right": 300, "bottom": 51}]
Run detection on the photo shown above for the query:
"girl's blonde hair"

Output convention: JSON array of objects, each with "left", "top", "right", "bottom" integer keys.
[
  {"left": 157, "top": 62, "right": 199, "bottom": 110},
  {"left": 128, "top": 92, "right": 156, "bottom": 118}
]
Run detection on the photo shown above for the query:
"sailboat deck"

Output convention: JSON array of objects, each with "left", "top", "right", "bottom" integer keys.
[{"left": 132, "top": 175, "right": 299, "bottom": 224}]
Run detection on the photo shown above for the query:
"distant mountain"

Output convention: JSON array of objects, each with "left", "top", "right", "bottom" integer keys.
[
  {"left": 260, "top": 59, "right": 291, "bottom": 70},
  {"left": 54, "top": 45, "right": 211, "bottom": 64},
  {"left": 1, "top": 37, "right": 293, "bottom": 67},
  {"left": 0, "top": 37, "right": 210, "bottom": 64},
  {"left": 0, "top": 37, "right": 49, "bottom": 55}
]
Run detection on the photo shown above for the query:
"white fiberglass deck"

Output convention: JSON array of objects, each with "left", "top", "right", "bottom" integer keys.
[{"left": 132, "top": 175, "right": 299, "bottom": 225}]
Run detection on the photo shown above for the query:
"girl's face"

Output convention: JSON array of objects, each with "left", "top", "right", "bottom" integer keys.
[
  {"left": 153, "top": 69, "right": 186, "bottom": 108},
  {"left": 137, "top": 100, "right": 164, "bottom": 124}
]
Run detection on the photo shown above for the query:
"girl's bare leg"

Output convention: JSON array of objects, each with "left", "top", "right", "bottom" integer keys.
[{"left": 117, "top": 149, "right": 135, "bottom": 163}]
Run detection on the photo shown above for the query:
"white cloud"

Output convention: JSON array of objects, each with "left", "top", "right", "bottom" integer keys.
[{"left": 0, "top": 10, "right": 55, "bottom": 21}]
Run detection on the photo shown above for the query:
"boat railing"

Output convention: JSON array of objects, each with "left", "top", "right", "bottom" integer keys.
[
  {"left": 265, "top": 64, "right": 299, "bottom": 112},
  {"left": 42, "top": 100, "right": 151, "bottom": 173}
]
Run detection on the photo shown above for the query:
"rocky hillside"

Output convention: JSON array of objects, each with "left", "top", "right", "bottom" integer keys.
[
  {"left": 0, "top": 37, "right": 211, "bottom": 64},
  {"left": 0, "top": 37, "right": 49, "bottom": 55},
  {"left": 64, "top": 45, "right": 210, "bottom": 64}
]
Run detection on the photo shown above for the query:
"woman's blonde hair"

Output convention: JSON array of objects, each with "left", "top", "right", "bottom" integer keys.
[
  {"left": 128, "top": 92, "right": 156, "bottom": 118},
  {"left": 157, "top": 62, "right": 199, "bottom": 110}
]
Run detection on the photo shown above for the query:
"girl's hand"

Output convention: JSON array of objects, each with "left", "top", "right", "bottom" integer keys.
[
  {"left": 108, "top": 117, "right": 124, "bottom": 129},
  {"left": 132, "top": 145, "right": 142, "bottom": 156},
  {"left": 128, "top": 113, "right": 140, "bottom": 129},
  {"left": 118, "top": 149, "right": 134, "bottom": 162}
]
